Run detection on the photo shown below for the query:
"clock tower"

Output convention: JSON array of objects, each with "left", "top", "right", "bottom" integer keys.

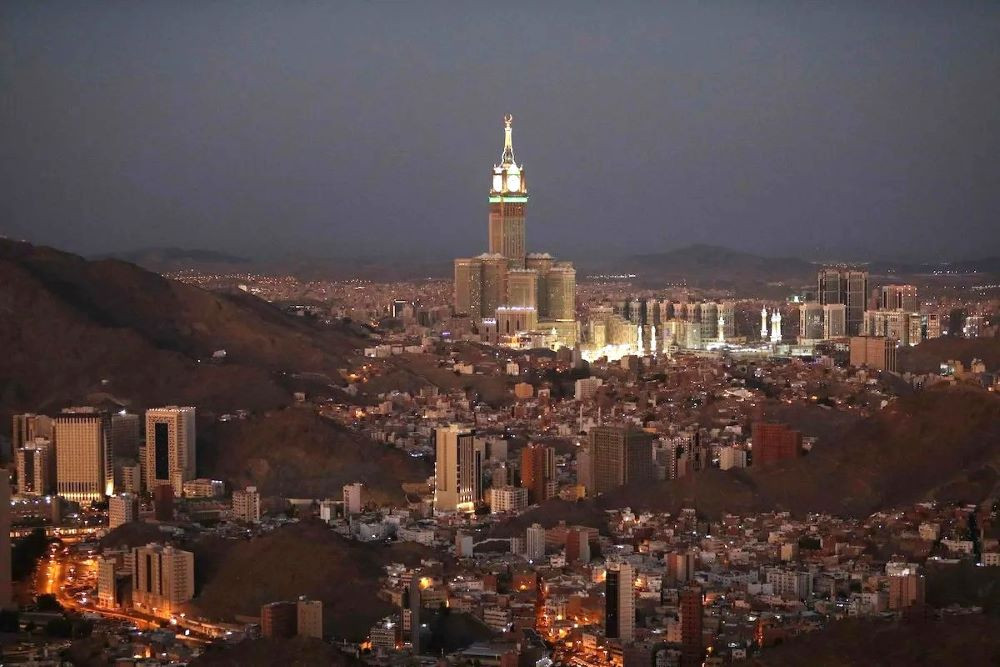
[{"left": 488, "top": 114, "right": 527, "bottom": 269}]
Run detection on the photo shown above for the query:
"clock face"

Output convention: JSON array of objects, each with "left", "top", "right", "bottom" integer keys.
[
  {"left": 506, "top": 174, "right": 521, "bottom": 191},
  {"left": 492, "top": 174, "right": 503, "bottom": 191}
]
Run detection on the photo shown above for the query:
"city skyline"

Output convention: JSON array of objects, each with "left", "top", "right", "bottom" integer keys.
[
  {"left": 3, "top": 2, "right": 999, "bottom": 262},
  {"left": 1, "top": 3, "right": 999, "bottom": 664}
]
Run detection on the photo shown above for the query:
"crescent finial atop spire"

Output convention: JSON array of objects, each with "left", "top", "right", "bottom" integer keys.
[{"left": 501, "top": 114, "right": 515, "bottom": 164}]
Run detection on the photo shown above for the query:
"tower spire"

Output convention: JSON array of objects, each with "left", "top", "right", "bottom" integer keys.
[{"left": 501, "top": 113, "right": 515, "bottom": 164}]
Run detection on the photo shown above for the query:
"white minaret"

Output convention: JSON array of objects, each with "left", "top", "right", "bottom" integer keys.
[
  {"left": 718, "top": 315, "right": 725, "bottom": 344},
  {"left": 636, "top": 324, "right": 643, "bottom": 355},
  {"left": 650, "top": 324, "right": 657, "bottom": 356},
  {"left": 760, "top": 307, "right": 769, "bottom": 340},
  {"left": 771, "top": 310, "right": 782, "bottom": 344}
]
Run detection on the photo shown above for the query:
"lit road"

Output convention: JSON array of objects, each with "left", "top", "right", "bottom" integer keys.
[{"left": 34, "top": 550, "right": 210, "bottom": 640}]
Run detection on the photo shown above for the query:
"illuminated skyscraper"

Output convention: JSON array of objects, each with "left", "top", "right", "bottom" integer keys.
[
  {"left": 54, "top": 409, "right": 112, "bottom": 504},
  {"left": 144, "top": 407, "right": 196, "bottom": 495},
  {"left": 434, "top": 424, "right": 480, "bottom": 514},
  {"left": 489, "top": 115, "right": 527, "bottom": 268},
  {"left": 454, "top": 115, "right": 578, "bottom": 344}
]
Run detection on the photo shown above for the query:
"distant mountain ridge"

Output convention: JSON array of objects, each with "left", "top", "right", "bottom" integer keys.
[{"left": 625, "top": 244, "right": 817, "bottom": 284}]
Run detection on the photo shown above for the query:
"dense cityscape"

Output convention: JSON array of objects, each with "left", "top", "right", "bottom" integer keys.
[
  {"left": 0, "top": 112, "right": 997, "bottom": 666},
  {"left": 3, "top": 3, "right": 1000, "bottom": 666}
]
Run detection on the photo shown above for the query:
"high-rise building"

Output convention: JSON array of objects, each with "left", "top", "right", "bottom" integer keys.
[
  {"left": 751, "top": 422, "right": 802, "bottom": 465},
  {"left": 110, "top": 412, "right": 140, "bottom": 460},
  {"left": 12, "top": 414, "right": 52, "bottom": 450},
  {"left": 232, "top": 486, "right": 261, "bottom": 523},
  {"left": 109, "top": 492, "right": 139, "bottom": 530},
  {"left": 131, "top": 543, "right": 194, "bottom": 615},
  {"left": 434, "top": 424, "right": 480, "bottom": 514},
  {"left": 343, "top": 482, "right": 363, "bottom": 515},
  {"left": 565, "top": 528, "right": 591, "bottom": 564},
  {"left": 0, "top": 472, "right": 10, "bottom": 608},
  {"left": 880, "top": 284, "right": 919, "bottom": 312},
  {"left": 822, "top": 303, "right": 847, "bottom": 339},
  {"left": 144, "top": 407, "right": 196, "bottom": 495},
  {"left": 454, "top": 256, "right": 483, "bottom": 317},
  {"left": 53, "top": 410, "right": 112, "bottom": 504},
  {"left": 818, "top": 267, "right": 869, "bottom": 336},
  {"left": 546, "top": 263, "right": 577, "bottom": 322},
  {"left": 408, "top": 572, "right": 422, "bottom": 653},
  {"left": 488, "top": 114, "right": 527, "bottom": 268},
  {"left": 605, "top": 561, "right": 635, "bottom": 642},
  {"left": 97, "top": 550, "right": 131, "bottom": 609},
  {"left": 453, "top": 115, "right": 578, "bottom": 344},
  {"left": 525, "top": 523, "right": 546, "bottom": 561},
  {"left": 520, "top": 443, "right": 556, "bottom": 505},
  {"left": 679, "top": 585, "right": 704, "bottom": 667},
  {"left": 115, "top": 460, "right": 142, "bottom": 494},
  {"left": 588, "top": 426, "right": 654, "bottom": 495},
  {"left": 849, "top": 336, "right": 897, "bottom": 372},
  {"left": 798, "top": 302, "right": 825, "bottom": 341},
  {"left": 864, "top": 309, "right": 921, "bottom": 346},
  {"left": 16, "top": 437, "right": 55, "bottom": 496}
]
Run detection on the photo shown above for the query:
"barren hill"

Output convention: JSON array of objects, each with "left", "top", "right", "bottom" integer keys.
[
  {"left": 0, "top": 239, "right": 363, "bottom": 421},
  {"left": 198, "top": 408, "right": 431, "bottom": 503},
  {"left": 190, "top": 637, "right": 353, "bottom": 666},
  {"left": 898, "top": 336, "right": 1000, "bottom": 374},
  {"left": 752, "top": 615, "right": 1000, "bottom": 666},
  {"left": 600, "top": 385, "right": 1000, "bottom": 518},
  {"left": 187, "top": 521, "right": 432, "bottom": 641}
]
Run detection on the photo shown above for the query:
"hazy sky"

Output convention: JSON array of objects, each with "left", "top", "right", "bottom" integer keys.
[{"left": 2, "top": 1, "right": 998, "bottom": 262}]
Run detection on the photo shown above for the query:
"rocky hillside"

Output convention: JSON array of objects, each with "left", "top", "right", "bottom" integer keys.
[
  {"left": 601, "top": 385, "right": 1000, "bottom": 518},
  {"left": 0, "top": 239, "right": 363, "bottom": 421},
  {"left": 198, "top": 408, "right": 431, "bottom": 503},
  {"left": 187, "top": 521, "right": 432, "bottom": 641}
]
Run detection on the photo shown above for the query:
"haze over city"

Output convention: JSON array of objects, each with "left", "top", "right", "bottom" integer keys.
[
  {"left": 3, "top": 1, "right": 999, "bottom": 262},
  {"left": 2, "top": 3, "right": 1000, "bottom": 667}
]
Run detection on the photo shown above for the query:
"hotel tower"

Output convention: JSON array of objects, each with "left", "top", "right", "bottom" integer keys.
[{"left": 454, "top": 115, "right": 578, "bottom": 346}]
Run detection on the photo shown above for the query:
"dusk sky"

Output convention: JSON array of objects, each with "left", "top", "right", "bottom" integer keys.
[{"left": 2, "top": 1, "right": 998, "bottom": 262}]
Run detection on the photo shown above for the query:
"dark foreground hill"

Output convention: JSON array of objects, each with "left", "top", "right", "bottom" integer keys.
[
  {"left": 752, "top": 615, "right": 1000, "bottom": 666},
  {"left": 186, "top": 521, "right": 432, "bottom": 641},
  {"left": 190, "top": 637, "right": 353, "bottom": 666},
  {"left": 198, "top": 408, "right": 431, "bottom": 503},
  {"left": 0, "top": 239, "right": 363, "bottom": 421},
  {"left": 600, "top": 385, "right": 1000, "bottom": 518}
]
